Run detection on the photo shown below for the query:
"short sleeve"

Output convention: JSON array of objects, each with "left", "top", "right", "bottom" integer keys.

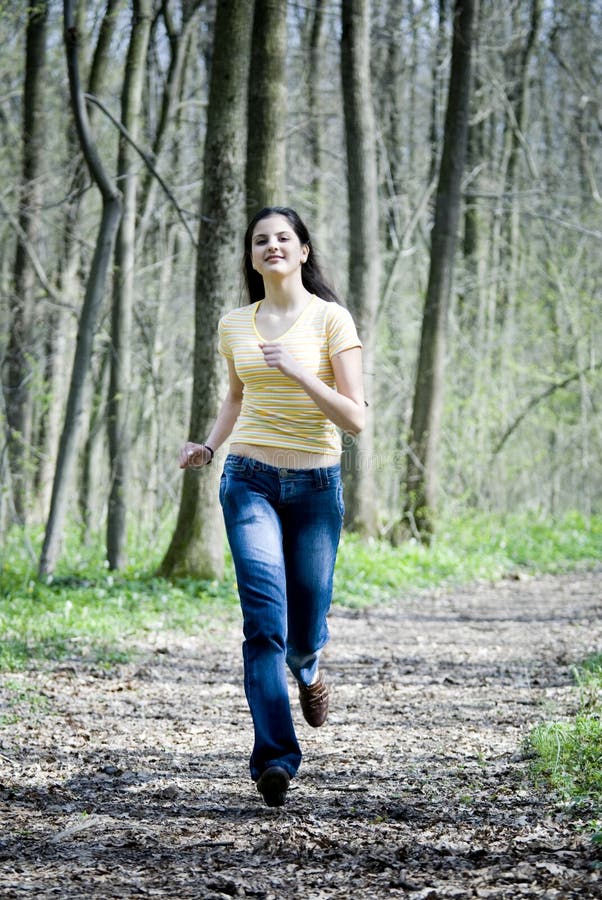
[
  {"left": 326, "top": 303, "right": 362, "bottom": 358},
  {"left": 218, "top": 315, "right": 233, "bottom": 358}
]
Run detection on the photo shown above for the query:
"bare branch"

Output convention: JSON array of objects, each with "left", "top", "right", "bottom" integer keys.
[
  {"left": 522, "top": 210, "right": 602, "bottom": 241},
  {"left": 378, "top": 176, "right": 438, "bottom": 321},
  {"left": 64, "top": 10, "right": 120, "bottom": 201},
  {"left": 0, "top": 194, "right": 77, "bottom": 315},
  {"left": 492, "top": 362, "right": 602, "bottom": 458},
  {"left": 83, "top": 92, "right": 198, "bottom": 247}
]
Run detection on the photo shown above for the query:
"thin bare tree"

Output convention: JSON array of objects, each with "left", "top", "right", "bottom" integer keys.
[
  {"left": 246, "top": 0, "right": 288, "bottom": 218},
  {"left": 106, "top": 0, "right": 152, "bottom": 570},
  {"left": 401, "top": 0, "right": 475, "bottom": 541},
  {"left": 306, "top": 0, "right": 327, "bottom": 248},
  {"left": 341, "top": 0, "right": 380, "bottom": 534},
  {"left": 39, "top": 0, "right": 122, "bottom": 576},
  {"left": 159, "top": 0, "right": 253, "bottom": 579},
  {"left": 3, "top": 1, "right": 49, "bottom": 523}
]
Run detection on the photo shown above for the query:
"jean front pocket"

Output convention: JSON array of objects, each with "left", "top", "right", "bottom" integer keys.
[{"left": 224, "top": 454, "right": 248, "bottom": 473}]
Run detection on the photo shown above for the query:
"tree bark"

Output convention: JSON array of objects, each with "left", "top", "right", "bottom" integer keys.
[
  {"left": 306, "top": 0, "right": 326, "bottom": 249},
  {"left": 79, "top": 343, "right": 110, "bottom": 539},
  {"left": 3, "top": 1, "right": 49, "bottom": 523},
  {"left": 401, "top": 0, "right": 475, "bottom": 542},
  {"left": 36, "top": 0, "right": 124, "bottom": 525},
  {"left": 159, "top": 0, "right": 253, "bottom": 580},
  {"left": 245, "top": 0, "right": 287, "bottom": 218},
  {"left": 340, "top": 0, "right": 380, "bottom": 535},
  {"left": 428, "top": 0, "right": 448, "bottom": 187},
  {"left": 39, "top": 0, "right": 122, "bottom": 577},
  {"left": 500, "top": 0, "right": 541, "bottom": 332},
  {"left": 375, "top": 0, "right": 409, "bottom": 252},
  {"left": 137, "top": 2, "right": 202, "bottom": 247},
  {"left": 107, "top": 0, "right": 152, "bottom": 570}
]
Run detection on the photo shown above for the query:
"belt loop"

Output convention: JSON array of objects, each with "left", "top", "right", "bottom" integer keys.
[{"left": 315, "top": 467, "right": 326, "bottom": 488}]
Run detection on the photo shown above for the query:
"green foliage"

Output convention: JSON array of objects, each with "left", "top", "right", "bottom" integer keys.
[
  {"left": 530, "top": 654, "right": 602, "bottom": 838},
  {"left": 531, "top": 717, "right": 602, "bottom": 803},
  {"left": 335, "top": 512, "right": 602, "bottom": 607},
  {"left": 2, "top": 512, "right": 600, "bottom": 672},
  {"left": 0, "top": 526, "right": 239, "bottom": 672}
]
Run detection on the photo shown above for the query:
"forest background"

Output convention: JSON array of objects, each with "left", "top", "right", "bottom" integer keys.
[{"left": 0, "top": 0, "right": 601, "bottom": 580}]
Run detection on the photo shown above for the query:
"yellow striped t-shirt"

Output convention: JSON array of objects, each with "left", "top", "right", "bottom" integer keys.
[{"left": 218, "top": 295, "right": 362, "bottom": 455}]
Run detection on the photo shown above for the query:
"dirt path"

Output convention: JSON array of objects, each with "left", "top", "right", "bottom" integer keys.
[{"left": 1, "top": 571, "right": 601, "bottom": 898}]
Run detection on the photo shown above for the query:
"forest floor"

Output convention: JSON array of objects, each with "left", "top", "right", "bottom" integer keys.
[{"left": 1, "top": 570, "right": 601, "bottom": 898}]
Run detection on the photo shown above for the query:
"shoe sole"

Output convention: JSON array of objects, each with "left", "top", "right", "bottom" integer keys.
[{"left": 257, "top": 766, "right": 290, "bottom": 807}]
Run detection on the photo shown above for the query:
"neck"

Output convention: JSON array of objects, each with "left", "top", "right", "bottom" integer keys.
[{"left": 261, "top": 274, "right": 312, "bottom": 311}]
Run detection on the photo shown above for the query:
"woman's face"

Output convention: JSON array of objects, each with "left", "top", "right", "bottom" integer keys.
[{"left": 250, "top": 214, "right": 309, "bottom": 280}]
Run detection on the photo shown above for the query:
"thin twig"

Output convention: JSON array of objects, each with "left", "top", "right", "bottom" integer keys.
[
  {"left": 492, "top": 361, "right": 602, "bottom": 458},
  {"left": 83, "top": 92, "right": 197, "bottom": 247},
  {"left": 522, "top": 210, "right": 602, "bottom": 241},
  {"left": 0, "top": 195, "right": 78, "bottom": 315}
]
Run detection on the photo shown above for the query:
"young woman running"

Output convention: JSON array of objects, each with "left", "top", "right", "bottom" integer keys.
[{"left": 179, "top": 206, "right": 365, "bottom": 806}]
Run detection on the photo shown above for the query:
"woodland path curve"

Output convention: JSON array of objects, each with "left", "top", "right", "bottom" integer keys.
[{"left": 1, "top": 570, "right": 601, "bottom": 898}]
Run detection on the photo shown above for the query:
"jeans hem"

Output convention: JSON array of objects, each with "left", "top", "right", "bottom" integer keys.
[{"left": 252, "top": 760, "right": 299, "bottom": 783}]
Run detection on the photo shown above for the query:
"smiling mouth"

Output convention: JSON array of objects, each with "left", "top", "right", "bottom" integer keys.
[{"left": 266, "top": 255, "right": 284, "bottom": 261}]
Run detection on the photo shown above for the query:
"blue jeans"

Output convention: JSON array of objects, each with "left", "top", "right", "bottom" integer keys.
[{"left": 219, "top": 454, "right": 344, "bottom": 782}]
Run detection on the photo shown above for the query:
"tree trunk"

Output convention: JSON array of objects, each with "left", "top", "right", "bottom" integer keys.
[
  {"left": 159, "top": 0, "right": 253, "bottom": 580},
  {"left": 306, "top": 0, "right": 326, "bottom": 249},
  {"left": 34, "top": 0, "right": 87, "bottom": 525},
  {"left": 135, "top": 223, "right": 179, "bottom": 530},
  {"left": 3, "top": 1, "right": 49, "bottom": 523},
  {"left": 36, "top": 0, "right": 123, "bottom": 525},
  {"left": 107, "top": 0, "right": 152, "bottom": 570},
  {"left": 340, "top": 0, "right": 380, "bottom": 535},
  {"left": 428, "top": 0, "right": 448, "bottom": 187},
  {"left": 79, "top": 344, "right": 110, "bottom": 539},
  {"left": 461, "top": 0, "right": 484, "bottom": 334},
  {"left": 375, "top": 0, "right": 408, "bottom": 252},
  {"left": 39, "top": 0, "right": 122, "bottom": 577},
  {"left": 137, "top": 2, "right": 201, "bottom": 247},
  {"left": 500, "top": 0, "right": 541, "bottom": 332},
  {"left": 401, "top": 0, "right": 475, "bottom": 542},
  {"left": 245, "top": 0, "right": 287, "bottom": 218}
]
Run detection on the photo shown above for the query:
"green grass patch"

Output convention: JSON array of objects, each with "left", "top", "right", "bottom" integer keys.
[
  {"left": 0, "top": 526, "right": 240, "bottom": 672},
  {"left": 335, "top": 511, "right": 602, "bottom": 607},
  {"left": 0, "top": 511, "right": 600, "bottom": 671},
  {"left": 530, "top": 653, "right": 602, "bottom": 838},
  {"left": 531, "top": 716, "right": 602, "bottom": 802}
]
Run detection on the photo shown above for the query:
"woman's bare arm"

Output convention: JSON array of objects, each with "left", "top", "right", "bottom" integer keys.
[
  {"left": 259, "top": 343, "right": 365, "bottom": 435},
  {"left": 179, "top": 358, "right": 243, "bottom": 467}
]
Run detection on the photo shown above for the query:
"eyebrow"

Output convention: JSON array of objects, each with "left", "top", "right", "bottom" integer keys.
[{"left": 253, "top": 230, "right": 293, "bottom": 239}]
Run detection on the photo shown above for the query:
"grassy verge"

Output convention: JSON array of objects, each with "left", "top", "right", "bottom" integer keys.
[
  {"left": 530, "top": 654, "right": 602, "bottom": 843},
  {"left": 0, "top": 511, "right": 600, "bottom": 673},
  {"left": 2, "top": 511, "right": 601, "bottom": 828},
  {"left": 335, "top": 510, "right": 602, "bottom": 606},
  {"left": 0, "top": 525, "right": 240, "bottom": 672}
]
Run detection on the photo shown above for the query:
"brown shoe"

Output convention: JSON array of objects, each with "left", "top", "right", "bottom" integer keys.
[{"left": 298, "top": 677, "right": 329, "bottom": 727}]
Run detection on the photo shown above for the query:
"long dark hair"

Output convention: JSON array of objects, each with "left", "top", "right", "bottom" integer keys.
[{"left": 242, "top": 206, "right": 340, "bottom": 304}]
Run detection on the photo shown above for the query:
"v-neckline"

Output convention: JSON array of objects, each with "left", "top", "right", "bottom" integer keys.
[{"left": 252, "top": 295, "right": 315, "bottom": 342}]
